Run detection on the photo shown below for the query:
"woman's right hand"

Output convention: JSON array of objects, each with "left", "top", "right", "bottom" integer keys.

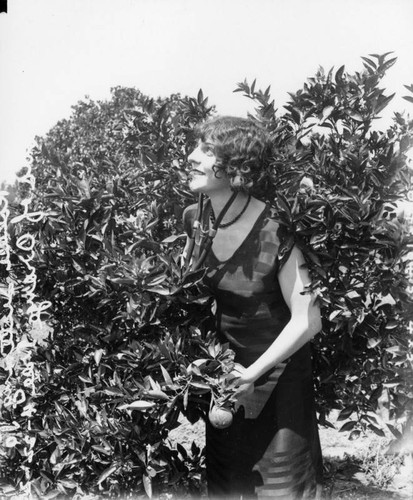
[{"left": 229, "top": 363, "right": 254, "bottom": 398}]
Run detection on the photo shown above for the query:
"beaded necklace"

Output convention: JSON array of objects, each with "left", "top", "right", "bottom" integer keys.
[{"left": 209, "top": 194, "right": 251, "bottom": 229}]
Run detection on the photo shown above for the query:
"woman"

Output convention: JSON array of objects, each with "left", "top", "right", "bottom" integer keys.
[{"left": 182, "top": 116, "right": 323, "bottom": 499}]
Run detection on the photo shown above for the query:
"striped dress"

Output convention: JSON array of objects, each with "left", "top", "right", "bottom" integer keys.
[{"left": 184, "top": 203, "right": 323, "bottom": 500}]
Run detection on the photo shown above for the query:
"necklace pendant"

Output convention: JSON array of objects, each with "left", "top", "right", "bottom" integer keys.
[{"left": 194, "top": 225, "right": 209, "bottom": 246}]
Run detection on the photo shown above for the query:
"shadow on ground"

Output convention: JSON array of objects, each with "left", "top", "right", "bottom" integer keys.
[
  {"left": 322, "top": 455, "right": 411, "bottom": 499},
  {"left": 170, "top": 414, "right": 413, "bottom": 499}
]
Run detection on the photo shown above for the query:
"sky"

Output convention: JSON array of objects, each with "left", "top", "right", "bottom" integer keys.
[{"left": 1, "top": 0, "right": 413, "bottom": 183}]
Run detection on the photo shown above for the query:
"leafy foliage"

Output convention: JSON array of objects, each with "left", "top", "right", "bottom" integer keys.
[
  {"left": 235, "top": 53, "right": 413, "bottom": 434},
  {"left": 0, "top": 88, "right": 222, "bottom": 498},
  {"left": 1, "top": 54, "right": 412, "bottom": 498}
]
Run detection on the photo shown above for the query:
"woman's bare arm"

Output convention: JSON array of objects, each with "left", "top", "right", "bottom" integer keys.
[{"left": 236, "top": 245, "right": 322, "bottom": 385}]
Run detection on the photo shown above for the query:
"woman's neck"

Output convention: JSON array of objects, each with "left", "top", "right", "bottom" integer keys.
[{"left": 208, "top": 190, "right": 249, "bottom": 222}]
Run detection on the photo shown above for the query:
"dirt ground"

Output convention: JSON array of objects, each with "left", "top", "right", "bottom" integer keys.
[
  {"left": 169, "top": 412, "right": 413, "bottom": 500},
  {"left": 319, "top": 424, "right": 412, "bottom": 499}
]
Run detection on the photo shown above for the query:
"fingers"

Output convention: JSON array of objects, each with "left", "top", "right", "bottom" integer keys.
[
  {"left": 225, "top": 363, "right": 246, "bottom": 383},
  {"left": 225, "top": 364, "right": 255, "bottom": 398},
  {"left": 234, "top": 381, "right": 254, "bottom": 397}
]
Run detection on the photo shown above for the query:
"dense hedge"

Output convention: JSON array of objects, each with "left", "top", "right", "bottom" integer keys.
[{"left": 0, "top": 53, "right": 412, "bottom": 498}]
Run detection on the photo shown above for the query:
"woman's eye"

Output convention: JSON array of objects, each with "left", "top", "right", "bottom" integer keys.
[{"left": 203, "top": 144, "right": 215, "bottom": 156}]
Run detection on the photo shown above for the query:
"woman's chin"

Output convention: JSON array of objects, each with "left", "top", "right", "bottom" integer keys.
[{"left": 188, "top": 180, "right": 205, "bottom": 193}]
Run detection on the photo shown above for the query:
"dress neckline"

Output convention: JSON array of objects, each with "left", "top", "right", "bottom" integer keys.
[{"left": 209, "top": 204, "right": 269, "bottom": 264}]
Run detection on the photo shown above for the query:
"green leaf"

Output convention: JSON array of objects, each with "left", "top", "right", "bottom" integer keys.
[
  {"left": 146, "top": 286, "right": 170, "bottom": 295},
  {"left": 118, "top": 400, "right": 156, "bottom": 411},
  {"left": 320, "top": 105, "right": 334, "bottom": 123},
  {"left": 103, "top": 387, "right": 124, "bottom": 396},
  {"left": 197, "top": 89, "right": 204, "bottom": 104},
  {"left": 385, "top": 320, "right": 398, "bottom": 330},
  {"left": 349, "top": 430, "right": 361, "bottom": 440},
  {"left": 337, "top": 406, "right": 355, "bottom": 420},
  {"left": 368, "top": 424, "right": 386, "bottom": 437},
  {"left": 403, "top": 95, "right": 413, "bottom": 104},
  {"left": 250, "top": 78, "right": 257, "bottom": 94},
  {"left": 385, "top": 346, "right": 403, "bottom": 355},
  {"left": 97, "top": 464, "right": 118, "bottom": 485},
  {"left": 189, "top": 381, "right": 210, "bottom": 390},
  {"left": 361, "top": 56, "right": 377, "bottom": 70},
  {"left": 335, "top": 65, "right": 345, "bottom": 83},
  {"left": 288, "top": 106, "right": 301, "bottom": 124},
  {"left": 58, "top": 479, "right": 77, "bottom": 489},
  {"left": 177, "top": 442, "right": 188, "bottom": 459},
  {"left": 367, "top": 338, "right": 380, "bottom": 349},
  {"left": 386, "top": 423, "right": 402, "bottom": 439},
  {"left": 94, "top": 349, "right": 105, "bottom": 366},
  {"left": 328, "top": 310, "right": 341, "bottom": 322},
  {"left": 347, "top": 111, "right": 364, "bottom": 122},
  {"left": 339, "top": 420, "right": 357, "bottom": 432},
  {"left": 146, "top": 389, "right": 169, "bottom": 401},
  {"left": 143, "top": 474, "right": 152, "bottom": 498},
  {"left": 91, "top": 445, "right": 112, "bottom": 456},
  {"left": 181, "top": 267, "right": 206, "bottom": 287},
  {"left": 381, "top": 57, "right": 397, "bottom": 72},
  {"left": 375, "top": 93, "right": 395, "bottom": 114},
  {"left": 162, "top": 234, "right": 185, "bottom": 244},
  {"left": 160, "top": 365, "right": 173, "bottom": 385},
  {"left": 276, "top": 193, "right": 292, "bottom": 219}
]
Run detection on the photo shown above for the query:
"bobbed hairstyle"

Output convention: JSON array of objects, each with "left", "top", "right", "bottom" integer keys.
[{"left": 193, "top": 116, "right": 273, "bottom": 193}]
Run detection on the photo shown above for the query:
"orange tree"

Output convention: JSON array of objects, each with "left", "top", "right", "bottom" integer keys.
[
  {"left": 236, "top": 53, "right": 413, "bottom": 438},
  {"left": 0, "top": 88, "right": 225, "bottom": 498},
  {"left": 0, "top": 54, "right": 412, "bottom": 498}
]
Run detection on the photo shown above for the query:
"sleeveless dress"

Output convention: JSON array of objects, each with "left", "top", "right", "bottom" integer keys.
[{"left": 183, "top": 203, "right": 323, "bottom": 500}]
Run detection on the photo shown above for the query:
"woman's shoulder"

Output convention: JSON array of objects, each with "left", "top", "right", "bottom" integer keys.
[
  {"left": 183, "top": 202, "right": 198, "bottom": 218},
  {"left": 262, "top": 205, "right": 297, "bottom": 268},
  {"left": 261, "top": 205, "right": 282, "bottom": 234},
  {"left": 183, "top": 203, "right": 198, "bottom": 223},
  {"left": 247, "top": 206, "right": 281, "bottom": 256},
  {"left": 182, "top": 203, "right": 198, "bottom": 235}
]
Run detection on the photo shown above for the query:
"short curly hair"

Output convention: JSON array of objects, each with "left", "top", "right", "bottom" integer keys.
[{"left": 193, "top": 116, "right": 273, "bottom": 193}]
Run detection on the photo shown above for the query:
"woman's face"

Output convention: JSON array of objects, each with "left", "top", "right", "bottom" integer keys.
[{"left": 187, "top": 139, "right": 231, "bottom": 194}]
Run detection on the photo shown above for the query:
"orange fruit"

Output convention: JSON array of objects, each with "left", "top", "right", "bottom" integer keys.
[{"left": 208, "top": 406, "right": 233, "bottom": 429}]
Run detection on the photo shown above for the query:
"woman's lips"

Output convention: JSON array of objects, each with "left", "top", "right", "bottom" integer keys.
[{"left": 188, "top": 170, "right": 205, "bottom": 178}]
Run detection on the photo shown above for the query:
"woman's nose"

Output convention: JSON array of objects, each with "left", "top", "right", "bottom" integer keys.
[{"left": 188, "top": 146, "right": 200, "bottom": 164}]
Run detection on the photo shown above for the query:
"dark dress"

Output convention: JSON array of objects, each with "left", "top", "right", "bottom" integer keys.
[{"left": 183, "top": 202, "right": 323, "bottom": 500}]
